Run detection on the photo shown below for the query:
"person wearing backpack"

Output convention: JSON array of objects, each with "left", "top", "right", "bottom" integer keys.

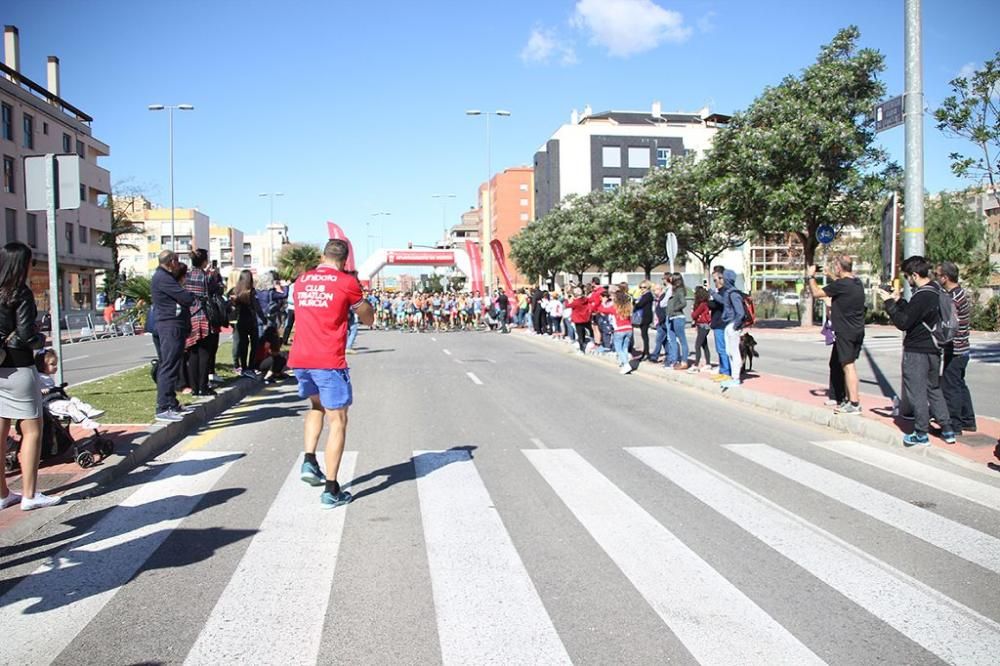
[
  {"left": 936, "top": 261, "right": 976, "bottom": 435},
  {"left": 807, "top": 255, "right": 865, "bottom": 415},
  {"left": 880, "top": 255, "right": 956, "bottom": 446},
  {"left": 713, "top": 269, "right": 745, "bottom": 388}
]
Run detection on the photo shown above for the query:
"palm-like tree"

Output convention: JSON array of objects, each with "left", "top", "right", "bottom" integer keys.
[
  {"left": 100, "top": 192, "right": 145, "bottom": 298},
  {"left": 277, "top": 243, "right": 322, "bottom": 280}
]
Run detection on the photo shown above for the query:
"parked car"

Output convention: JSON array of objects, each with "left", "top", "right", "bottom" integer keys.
[{"left": 780, "top": 292, "right": 801, "bottom": 306}]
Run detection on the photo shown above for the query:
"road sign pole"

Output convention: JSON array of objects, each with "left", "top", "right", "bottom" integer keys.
[
  {"left": 903, "top": 0, "right": 925, "bottom": 279},
  {"left": 45, "top": 154, "right": 64, "bottom": 385}
]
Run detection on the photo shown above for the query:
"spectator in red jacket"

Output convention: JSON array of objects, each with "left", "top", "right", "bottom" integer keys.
[
  {"left": 569, "top": 287, "right": 594, "bottom": 354},
  {"left": 689, "top": 285, "right": 713, "bottom": 372}
]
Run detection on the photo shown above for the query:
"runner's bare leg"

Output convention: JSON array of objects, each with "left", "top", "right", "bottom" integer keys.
[
  {"left": 324, "top": 407, "right": 348, "bottom": 483},
  {"left": 304, "top": 396, "right": 324, "bottom": 456}
]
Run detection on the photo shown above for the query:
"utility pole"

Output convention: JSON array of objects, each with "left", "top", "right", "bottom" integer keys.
[{"left": 903, "top": 0, "right": 924, "bottom": 262}]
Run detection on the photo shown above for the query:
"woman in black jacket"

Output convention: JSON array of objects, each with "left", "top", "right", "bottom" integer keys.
[
  {"left": 0, "top": 242, "right": 59, "bottom": 511},
  {"left": 231, "top": 269, "right": 264, "bottom": 378},
  {"left": 632, "top": 280, "right": 654, "bottom": 361}
]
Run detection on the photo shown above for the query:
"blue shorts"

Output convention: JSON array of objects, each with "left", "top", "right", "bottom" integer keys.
[{"left": 295, "top": 368, "right": 353, "bottom": 410}]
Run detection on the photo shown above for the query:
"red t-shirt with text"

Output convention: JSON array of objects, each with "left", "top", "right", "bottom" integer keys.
[{"left": 288, "top": 265, "right": 364, "bottom": 370}]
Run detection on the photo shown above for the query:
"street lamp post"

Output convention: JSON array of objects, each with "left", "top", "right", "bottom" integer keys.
[
  {"left": 148, "top": 104, "right": 194, "bottom": 251},
  {"left": 431, "top": 194, "right": 456, "bottom": 244},
  {"left": 466, "top": 109, "right": 510, "bottom": 291},
  {"left": 259, "top": 192, "right": 284, "bottom": 226}
]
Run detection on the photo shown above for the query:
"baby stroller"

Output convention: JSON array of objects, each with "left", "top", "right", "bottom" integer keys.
[{"left": 4, "top": 384, "right": 115, "bottom": 472}]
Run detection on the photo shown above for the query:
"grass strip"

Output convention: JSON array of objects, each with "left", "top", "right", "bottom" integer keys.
[{"left": 71, "top": 341, "right": 240, "bottom": 425}]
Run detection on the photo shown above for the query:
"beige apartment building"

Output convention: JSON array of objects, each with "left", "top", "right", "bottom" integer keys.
[
  {"left": 117, "top": 200, "right": 211, "bottom": 276},
  {"left": 209, "top": 224, "right": 244, "bottom": 274},
  {"left": 243, "top": 222, "right": 290, "bottom": 270},
  {"left": 1, "top": 25, "right": 112, "bottom": 312}
]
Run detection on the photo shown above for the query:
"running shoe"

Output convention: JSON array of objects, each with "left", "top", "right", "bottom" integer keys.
[
  {"left": 300, "top": 460, "right": 326, "bottom": 486},
  {"left": 618, "top": 365, "right": 631, "bottom": 375},
  {"left": 836, "top": 403, "right": 862, "bottom": 416},
  {"left": 712, "top": 374, "right": 732, "bottom": 382},
  {"left": 155, "top": 410, "right": 185, "bottom": 423},
  {"left": 21, "top": 492, "right": 62, "bottom": 511},
  {"left": 941, "top": 431, "right": 957, "bottom": 445},
  {"left": 823, "top": 399, "right": 840, "bottom": 406},
  {"left": 720, "top": 379, "right": 741, "bottom": 389},
  {"left": 902, "top": 432, "right": 930, "bottom": 447},
  {"left": 320, "top": 489, "right": 353, "bottom": 509},
  {"left": 1, "top": 491, "right": 22, "bottom": 510}
]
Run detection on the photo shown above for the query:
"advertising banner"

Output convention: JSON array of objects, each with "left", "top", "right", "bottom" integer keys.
[
  {"left": 384, "top": 250, "right": 455, "bottom": 266},
  {"left": 490, "top": 240, "right": 518, "bottom": 308},
  {"left": 326, "top": 221, "right": 357, "bottom": 273},
  {"left": 465, "top": 239, "right": 484, "bottom": 295},
  {"left": 880, "top": 192, "right": 898, "bottom": 284}
]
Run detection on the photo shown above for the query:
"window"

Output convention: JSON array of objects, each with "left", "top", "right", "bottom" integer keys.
[
  {"left": 65, "top": 222, "right": 74, "bottom": 253},
  {"left": 602, "top": 177, "right": 622, "bottom": 191},
  {"left": 62, "top": 133, "right": 72, "bottom": 153},
  {"left": 519, "top": 198, "right": 529, "bottom": 207},
  {"left": 79, "top": 224, "right": 88, "bottom": 244},
  {"left": 42, "top": 122, "right": 49, "bottom": 135},
  {"left": 5, "top": 208, "right": 16, "bottom": 241},
  {"left": 79, "top": 184, "right": 86, "bottom": 204},
  {"left": 629, "top": 177, "right": 643, "bottom": 184},
  {"left": 76, "top": 140, "right": 85, "bottom": 157},
  {"left": 26, "top": 213, "right": 37, "bottom": 248},
  {"left": 519, "top": 213, "right": 529, "bottom": 222},
  {"left": 2, "top": 155, "right": 13, "bottom": 193},
  {"left": 628, "top": 147, "right": 650, "bottom": 169},
  {"left": 519, "top": 183, "right": 529, "bottom": 192},
  {"left": 147, "top": 234, "right": 158, "bottom": 242},
  {"left": 656, "top": 147, "right": 672, "bottom": 168},
  {"left": 1, "top": 103, "right": 11, "bottom": 141},
  {"left": 22, "top": 114, "right": 34, "bottom": 149},
  {"left": 601, "top": 146, "right": 621, "bottom": 168}
]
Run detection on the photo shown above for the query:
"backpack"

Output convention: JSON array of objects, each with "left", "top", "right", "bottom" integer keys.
[
  {"left": 730, "top": 290, "right": 756, "bottom": 328},
  {"left": 922, "top": 284, "right": 958, "bottom": 349},
  {"left": 202, "top": 294, "right": 230, "bottom": 329}
]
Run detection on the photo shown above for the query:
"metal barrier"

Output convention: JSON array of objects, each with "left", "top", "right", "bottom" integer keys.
[{"left": 63, "top": 313, "right": 97, "bottom": 344}]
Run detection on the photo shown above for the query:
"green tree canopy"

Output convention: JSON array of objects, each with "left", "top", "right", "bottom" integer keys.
[
  {"left": 924, "top": 191, "right": 984, "bottom": 266},
  {"left": 276, "top": 243, "right": 322, "bottom": 281},
  {"left": 101, "top": 184, "right": 148, "bottom": 298}
]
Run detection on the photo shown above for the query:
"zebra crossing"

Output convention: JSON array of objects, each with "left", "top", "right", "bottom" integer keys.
[
  {"left": 807, "top": 335, "right": 1000, "bottom": 364},
  {"left": 2, "top": 439, "right": 999, "bottom": 665}
]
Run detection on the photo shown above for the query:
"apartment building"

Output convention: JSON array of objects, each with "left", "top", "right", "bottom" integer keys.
[
  {"left": 480, "top": 166, "right": 533, "bottom": 288},
  {"left": 533, "top": 102, "right": 728, "bottom": 219},
  {"left": 208, "top": 224, "right": 244, "bottom": 274},
  {"left": 117, "top": 201, "right": 211, "bottom": 276},
  {"left": 1, "top": 25, "right": 112, "bottom": 312},
  {"left": 243, "top": 222, "right": 290, "bottom": 270},
  {"left": 447, "top": 208, "right": 481, "bottom": 246}
]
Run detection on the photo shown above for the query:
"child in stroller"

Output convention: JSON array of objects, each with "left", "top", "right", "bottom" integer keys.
[{"left": 3, "top": 350, "right": 114, "bottom": 473}]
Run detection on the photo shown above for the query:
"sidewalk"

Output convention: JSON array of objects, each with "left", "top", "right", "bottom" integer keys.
[
  {"left": 1, "top": 376, "right": 264, "bottom": 547},
  {"left": 512, "top": 328, "right": 1000, "bottom": 471},
  {"left": 750, "top": 320, "right": 1000, "bottom": 344}
]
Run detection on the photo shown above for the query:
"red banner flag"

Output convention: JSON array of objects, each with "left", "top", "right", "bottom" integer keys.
[
  {"left": 326, "top": 221, "right": 357, "bottom": 272},
  {"left": 464, "top": 239, "right": 484, "bottom": 295},
  {"left": 490, "top": 240, "right": 518, "bottom": 307}
]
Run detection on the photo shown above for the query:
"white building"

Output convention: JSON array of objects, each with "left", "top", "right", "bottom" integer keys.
[
  {"left": 117, "top": 201, "right": 211, "bottom": 276},
  {"left": 1, "top": 25, "right": 112, "bottom": 312},
  {"left": 243, "top": 222, "right": 289, "bottom": 271},
  {"left": 209, "top": 224, "right": 244, "bottom": 275}
]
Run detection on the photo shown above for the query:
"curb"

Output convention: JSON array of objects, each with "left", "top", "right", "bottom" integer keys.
[
  {"left": 0, "top": 376, "right": 264, "bottom": 549},
  {"left": 510, "top": 331, "right": 998, "bottom": 478}
]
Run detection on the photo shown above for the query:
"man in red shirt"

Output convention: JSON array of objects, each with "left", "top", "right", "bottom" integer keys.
[{"left": 289, "top": 239, "right": 374, "bottom": 508}]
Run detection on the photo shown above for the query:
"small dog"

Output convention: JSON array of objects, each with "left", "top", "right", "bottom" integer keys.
[{"left": 739, "top": 332, "right": 760, "bottom": 375}]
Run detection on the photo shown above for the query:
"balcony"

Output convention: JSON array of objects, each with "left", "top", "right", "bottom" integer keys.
[
  {"left": 77, "top": 201, "right": 111, "bottom": 234},
  {"left": 79, "top": 158, "right": 110, "bottom": 194}
]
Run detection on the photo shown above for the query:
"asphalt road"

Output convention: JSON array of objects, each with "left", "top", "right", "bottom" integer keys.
[
  {"left": 60, "top": 333, "right": 232, "bottom": 386},
  {"left": 2, "top": 328, "right": 999, "bottom": 665}
]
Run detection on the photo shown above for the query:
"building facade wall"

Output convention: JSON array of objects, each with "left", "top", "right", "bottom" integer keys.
[{"left": 490, "top": 167, "right": 533, "bottom": 288}]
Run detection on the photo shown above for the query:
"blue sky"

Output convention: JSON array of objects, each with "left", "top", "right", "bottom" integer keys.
[{"left": 3, "top": 0, "right": 996, "bottom": 253}]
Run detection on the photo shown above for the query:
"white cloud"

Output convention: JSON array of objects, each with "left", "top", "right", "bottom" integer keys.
[
  {"left": 571, "top": 0, "right": 692, "bottom": 57},
  {"left": 520, "top": 27, "right": 577, "bottom": 66},
  {"left": 957, "top": 62, "right": 977, "bottom": 81},
  {"left": 696, "top": 10, "right": 717, "bottom": 33}
]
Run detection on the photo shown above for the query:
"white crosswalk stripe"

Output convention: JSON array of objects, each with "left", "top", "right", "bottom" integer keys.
[
  {"left": 628, "top": 446, "right": 1000, "bottom": 666},
  {"left": 726, "top": 444, "right": 1000, "bottom": 574},
  {"left": 4, "top": 439, "right": 1000, "bottom": 665},
  {"left": 184, "top": 452, "right": 357, "bottom": 666},
  {"left": 414, "top": 449, "right": 570, "bottom": 665},
  {"left": 525, "top": 448, "right": 823, "bottom": 666},
  {"left": 0, "top": 451, "right": 242, "bottom": 666}
]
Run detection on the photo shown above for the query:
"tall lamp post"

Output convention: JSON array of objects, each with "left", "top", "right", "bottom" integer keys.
[
  {"left": 431, "top": 194, "right": 456, "bottom": 244},
  {"left": 259, "top": 192, "right": 285, "bottom": 226},
  {"left": 466, "top": 109, "right": 510, "bottom": 291},
  {"left": 148, "top": 103, "right": 195, "bottom": 251}
]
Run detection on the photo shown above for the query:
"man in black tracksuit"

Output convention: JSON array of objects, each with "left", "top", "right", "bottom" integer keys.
[
  {"left": 881, "top": 255, "right": 954, "bottom": 446},
  {"left": 151, "top": 250, "right": 194, "bottom": 422}
]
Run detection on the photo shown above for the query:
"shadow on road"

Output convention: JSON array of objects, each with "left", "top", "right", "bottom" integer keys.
[
  {"left": 345, "top": 445, "right": 478, "bottom": 502},
  {"left": 860, "top": 345, "right": 898, "bottom": 399}
]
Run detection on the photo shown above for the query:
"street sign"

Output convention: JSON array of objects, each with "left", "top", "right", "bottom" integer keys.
[
  {"left": 24, "top": 154, "right": 81, "bottom": 211},
  {"left": 665, "top": 232, "right": 678, "bottom": 272},
  {"left": 875, "top": 95, "right": 904, "bottom": 133},
  {"left": 817, "top": 224, "right": 836, "bottom": 245}
]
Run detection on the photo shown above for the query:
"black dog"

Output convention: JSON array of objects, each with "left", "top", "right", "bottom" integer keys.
[{"left": 739, "top": 332, "right": 759, "bottom": 375}]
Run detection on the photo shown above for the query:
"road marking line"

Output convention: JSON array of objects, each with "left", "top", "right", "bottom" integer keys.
[
  {"left": 525, "top": 449, "right": 821, "bottom": 665},
  {"left": 466, "top": 372, "right": 483, "bottom": 385},
  {"left": 486, "top": 358, "right": 497, "bottom": 364},
  {"left": 184, "top": 452, "right": 357, "bottom": 666},
  {"left": 726, "top": 444, "right": 1000, "bottom": 574},
  {"left": 431, "top": 337, "right": 437, "bottom": 342},
  {"left": 415, "top": 449, "right": 569, "bottom": 665},
  {"left": 629, "top": 446, "right": 1000, "bottom": 664},
  {"left": 442, "top": 349, "right": 452, "bottom": 356},
  {"left": 453, "top": 359, "right": 464, "bottom": 365},
  {"left": 64, "top": 354, "right": 90, "bottom": 361},
  {"left": 529, "top": 437, "right": 548, "bottom": 449},
  {"left": 0, "top": 451, "right": 242, "bottom": 665},
  {"left": 812, "top": 440, "right": 1000, "bottom": 512}
]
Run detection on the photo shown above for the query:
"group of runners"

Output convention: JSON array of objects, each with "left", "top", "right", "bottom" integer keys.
[{"left": 368, "top": 291, "right": 507, "bottom": 333}]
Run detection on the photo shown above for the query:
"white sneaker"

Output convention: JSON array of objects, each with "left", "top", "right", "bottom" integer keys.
[
  {"left": 84, "top": 408, "right": 106, "bottom": 419},
  {"left": 619, "top": 365, "right": 631, "bottom": 375},
  {"left": 1, "top": 491, "right": 22, "bottom": 510},
  {"left": 21, "top": 492, "right": 62, "bottom": 511}
]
